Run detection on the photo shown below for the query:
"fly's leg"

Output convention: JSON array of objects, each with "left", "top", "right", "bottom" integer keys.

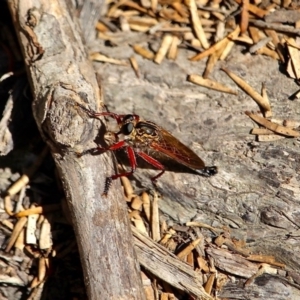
[
  {"left": 76, "top": 140, "right": 136, "bottom": 196},
  {"left": 136, "top": 151, "right": 165, "bottom": 183},
  {"left": 102, "top": 146, "right": 137, "bottom": 196},
  {"left": 77, "top": 140, "right": 125, "bottom": 157},
  {"left": 77, "top": 103, "right": 126, "bottom": 124}
]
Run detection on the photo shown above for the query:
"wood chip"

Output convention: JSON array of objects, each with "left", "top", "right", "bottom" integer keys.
[
  {"left": 287, "top": 38, "right": 300, "bottom": 79},
  {"left": 190, "top": 26, "right": 240, "bottom": 61},
  {"left": 251, "top": 128, "right": 274, "bottom": 135},
  {"left": 129, "top": 56, "right": 140, "bottom": 78},
  {"left": 26, "top": 213, "right": 38, "bottom": 245},
  {"left": 14, "top": 204, "right": 61, "bottom": 218},
  {"left": 197, "top": 256, "right": 210, "bottom": 273},
  {"left": 14, "top": 228, "right": 25, "bottom": 251},
  {"left": 160, "top": 228, "right": 176, "bottom": 245},
  {"left": 142, "top": 191, "right": 151, "bottom": 222},
  {"left": 245, "top": 111, "right": 300, "bottom": 137},
  {"left": 131, "top": 195, "right": 143, "bottom": 210},
  {"left": 247, "top": 254, "right": 285, "bottom": 267},
  {"left": 240, "top": 0, "right": 249, "bottom": 34},
  {"left": 131, "top": 212, "right": 148, "bottom": 235},
  {"left": 206, "top": 247, "right": 258, "bottom": 278},
  {"left": 120, "top": 176, "right": 135, "bottom": 200},
  {"left": 177, "top": 238, "right": 201, "bottom": 259},
  {"left": 234, "top": 0, "right": 268, "bottom": 18},
  {"left": 167, "top": 35, "right": 180, "bottom": 60},
  {"left": 154, "top": 34, "right": 173, "bottom": 64},
  {"left": 5, "top": 217, "right": 27, "bottom": 252},
  {"left": 89, "top": 52, "right": 129, "bottom": 66},
  {"left": 151, "top": 192, "right": 160, "bottom": 241},
  {"left": 221, "top": 68, "right": 271, "bottom": 112},
  {"left": 187, "top": 74, "right": 237, "bottom": 95},
  {"left": 133, "top": 44, "right": 154, "bottom": 60},
  {"left": 257, "top": 134, "right": 286, "bottom": 142},
  {"left": 38, "top": 257, "right": 47, "bottom": 282},
  {"left": 187, "top": 251, "right": 194, "bottom": 266},
  {"left": 261, "top": 83, "right": 272, "bottom": 118},
  {"left": 39, "top": 218, "right": 52, "bottom": 250},
  {"left": 185, "top": 0, "right": 209, "bottom": 49},
  {"left": 204, "top": 273, "right": 215, "bottom": 294}
]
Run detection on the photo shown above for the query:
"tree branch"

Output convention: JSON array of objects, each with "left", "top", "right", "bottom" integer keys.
[{"left": 7, "top": 1, "right": 144, "bottom": 299}]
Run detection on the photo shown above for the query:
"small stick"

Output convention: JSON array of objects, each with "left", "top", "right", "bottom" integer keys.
[
  {"left": 154, "top": 34, "right": 173, "bottom": 64},
  {"left": 141, "top": 192, "right": 151, "bottom": 222},
  {"left": 250, "top": 20, "right": 300, "bottom": 35},
  {"left": 261, "top": 83, "right": 272, "bottom": 118},
  {"left": 89, "top": 52, "right": 129, "bottom": 66},
  {"left": 190, "top": 26, "right": 240, "bottom": 61},
  {"left": 240, "top": 0, "right": 249, "bottom": 33},
  {"left": 131, "top": 195, "right": 143, "bottom": 210},
  {"left": 14, "top": 204, "right": 61, "bottom": 218},
  {"left": 257, "top": 135, "right": 285, "bottom": 142},
  {"left": 186, "top": 0, "right": 209, "bottom": 49},
  {"left": 39, "top": 217, "right": 52, "bottom": 250},
  {"left": 177, "top": 238, "right": 201, "bottom": 259},
  {"left": 151, "top": 191, "right": 160, "bottom": 241},
  {"left": 129, "top": 56, "right": 140, "bottom": 78},
  {"left": 234, "top": 0, "right": 268, "bottom": 18},
  {"left": 38, "top": 257, "right": 47, "bottom": 282},
  {"left": 204, "top": 273, "right": 215, "bottom": 294},
  {"left": 5, "top": 217, "right": 27, "bottom": 252},
  {"left": 221, "top": 68, "right": 271, "bottom": 112},
  {"left": 245, "top": 111, "right": 300, "bottom": 137},
  {"left": 251, "top": 128, "right": 274, "bottom": 135},
  {"left": 188, "top": 74, "right": 237, "bottom": 95},
  {"left": 167, "top": 35, "right": 179, "bottom": 60},
  {"left": 4, "top": 147, "right": 49, "bottom": 215}
]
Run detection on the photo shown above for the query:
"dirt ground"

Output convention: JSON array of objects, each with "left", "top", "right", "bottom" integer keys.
[{"left": 92, "top": 32, "right": 300, "bottom": 299}]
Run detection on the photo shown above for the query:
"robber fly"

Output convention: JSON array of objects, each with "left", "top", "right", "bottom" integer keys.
[{"left": 78, "top": 104, "right": 217, "bottom": 195}]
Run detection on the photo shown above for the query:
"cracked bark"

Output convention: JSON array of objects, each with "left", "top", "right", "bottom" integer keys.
[{"left": 7, "top": 1, "right": 145, "bottom": 299}]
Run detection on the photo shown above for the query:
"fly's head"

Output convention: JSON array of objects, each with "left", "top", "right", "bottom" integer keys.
[{"left": 118, "top": 114, "right": 140, "bottom": 140}]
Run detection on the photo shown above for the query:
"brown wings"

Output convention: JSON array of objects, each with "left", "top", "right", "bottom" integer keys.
[{"left": 150, "top": 126, "right": 206, "bottom": 170}]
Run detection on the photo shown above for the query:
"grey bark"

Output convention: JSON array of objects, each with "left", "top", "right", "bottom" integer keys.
[{"left": 7, "top": 1, "right": 144, "bottom": 299}]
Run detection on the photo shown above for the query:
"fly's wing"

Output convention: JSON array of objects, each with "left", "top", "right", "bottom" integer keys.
[{"left": 150, "top": 127, "right": 206, "bottom": 170}]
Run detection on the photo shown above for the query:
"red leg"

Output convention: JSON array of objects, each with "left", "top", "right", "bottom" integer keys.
[
  {"left": 79, "top": 140, "right": 127, "bottom": 156},
  {"left": 78, "top": 103, "right": 126, "bottom": 124},
  {"left": 136, "top": 151, "right": 165, "bottom": 182},
  {"left": 103, "top": 146, "right": 138, "bottom": 196}
]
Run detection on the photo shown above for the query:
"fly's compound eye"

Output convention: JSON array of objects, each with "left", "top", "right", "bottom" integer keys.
[
  {"left": 122, "top": 122, "right": 134, "bottom": 135},
  {"left": 122, "top": 115, "right": 134, "bottom": 123}
]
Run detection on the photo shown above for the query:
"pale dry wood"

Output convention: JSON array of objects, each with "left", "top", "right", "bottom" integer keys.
[
  {"left": 206, "top": 247, "right": 258, "bottom": 278},
  {"left": 132, "top": 225, "right": 214, "bottom": 300},
  {"left": 5, "top": 217, "right": 27, "bottom": 252},
  {"left": 26, "top": 213, "right": 38, "bottom": 244},
  {"left": 7, "top": 1, "right": 144, "bottom": 299},
  {"left": 222, "top": 68, "right": 271, "bottom": 112},
  {"left": 188, "top": 74, "right": 237, "bottom": 95},
  {"left": 246, "top": 112, "right": 300, "bottom": 137},
  {"left": 133, "top": 44, "right": 155, "bottom": 60},
  {"left": 14, "top": 204, "right": 61, "bottom": 218},
  {"left": 39, "top": 217, "right": 52, "bottom": 250},
  {"left": 4, "top": 147, "right": 48, "bottom": 215}
]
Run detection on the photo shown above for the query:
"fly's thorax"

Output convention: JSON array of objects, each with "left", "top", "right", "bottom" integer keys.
[{"left": 135, "top": 121, "right": 160, "bottom": 143}]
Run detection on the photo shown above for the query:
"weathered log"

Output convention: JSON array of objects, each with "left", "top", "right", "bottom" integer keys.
[{"left": 7, "top": 1, "right": 144, "bottom": 299}]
